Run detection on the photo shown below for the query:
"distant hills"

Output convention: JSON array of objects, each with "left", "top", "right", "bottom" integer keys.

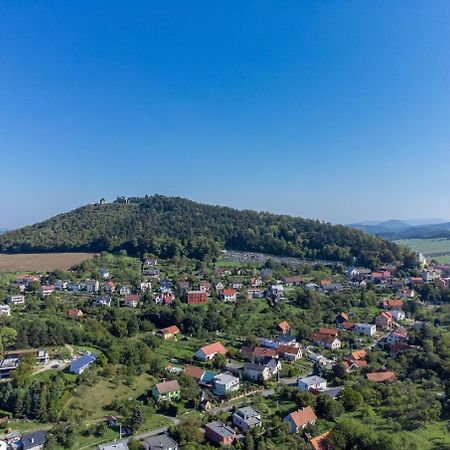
[
  {"left": 0, "top": 195, "right": 412, "bottom": 267},
  {"left": 350, "top": 219, "right": 450, "bottom": 240}
]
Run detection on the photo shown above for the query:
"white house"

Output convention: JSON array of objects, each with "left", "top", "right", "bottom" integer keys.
[
  {"left": 355, "top": 323, "right": 376, "bottom": 337},
  {"left": 213, "top": 373, "right": 240, "bottom": 396},
  {"left": 119, "top": 285, "right": 132, "bottom": 296},
  {"left": 298, "top": 375, "right": 327, "bottom": 392},
  {"left": 283, "top": 407, "right": 317, "bottom": 433},
  {"left": 390, "top": 310, "right": 406, "bottom": 321},
  {"left": 99, "top": 268, "right": 110, "bottom": 279},
  {"left": 85, "top": 279, "right": 99, "bottom": 293},
  {"left": 221, "top": 288, "right": 237, "bottom": 302},
  {"left": 6, "top": 295, "right": 25, "bottom": 305},
  {"left": 232, "top": 406, "right": 262, "bottom": 432},
  {"left": 0, "top": 305, "right": 11, "bottom": 316}
]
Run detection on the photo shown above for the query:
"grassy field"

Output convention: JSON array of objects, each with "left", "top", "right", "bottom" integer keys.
[
  {"left": 396, "top": 239, "right": 450, "bottom": 260},
  {"left": 0, "top": 253, "right": 95, "bottom": 272}
]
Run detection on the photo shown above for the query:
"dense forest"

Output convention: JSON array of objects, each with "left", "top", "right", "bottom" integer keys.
[{"left": 0, "top": 195, "right": 413, "bottom": 267}]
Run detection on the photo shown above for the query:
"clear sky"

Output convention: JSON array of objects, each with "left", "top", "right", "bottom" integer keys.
[{"left": 1, "top": 1, "right": 450, "bottom": 229}]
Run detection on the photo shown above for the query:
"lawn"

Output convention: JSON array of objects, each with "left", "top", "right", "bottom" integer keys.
[
  {"left": 396, "top": 238, "right": 450, "bottom": 257},
  {"left": 66, "top": 371, "right": 156, "bottom": 420},
  {"left": 0, "top": 253, "right": 95, "bottom": 272}
]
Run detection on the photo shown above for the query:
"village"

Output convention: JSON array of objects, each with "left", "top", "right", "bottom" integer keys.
[{"left": 0, "top": 250, "right": 449, "bottom": 450}]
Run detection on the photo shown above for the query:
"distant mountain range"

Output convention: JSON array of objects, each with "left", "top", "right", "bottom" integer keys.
[{"left": 349, "top": 219, "right": 450, "bottom": 240}]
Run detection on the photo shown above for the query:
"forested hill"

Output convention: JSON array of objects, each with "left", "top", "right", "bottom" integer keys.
[{"left": 0, "top": 195, "right": 413, "bottom": 267}]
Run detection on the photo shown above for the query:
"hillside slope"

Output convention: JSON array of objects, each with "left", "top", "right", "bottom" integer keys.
[{"left": 0, "top": 195, "right": 412, "bottom": 266}]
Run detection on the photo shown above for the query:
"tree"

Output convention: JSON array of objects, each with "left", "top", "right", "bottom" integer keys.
[{"left": 340, "top": 387, "right": 363, "bottom": 412}]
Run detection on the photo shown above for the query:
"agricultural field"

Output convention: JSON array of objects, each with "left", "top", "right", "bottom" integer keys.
[
  {"left": 0, "top": 252, "right": 95, "bottom": 272},
  {"left": 396, "top": 238, "right": 450, "bottom": 262}
]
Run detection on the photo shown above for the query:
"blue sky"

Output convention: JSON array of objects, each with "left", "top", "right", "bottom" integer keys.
[{"left": 1, "top": 1, "right": 450, "bottom": 228}]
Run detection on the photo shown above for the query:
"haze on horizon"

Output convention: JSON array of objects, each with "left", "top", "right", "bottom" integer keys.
[{"left": 1, "top": 1, "right": 450, "bottom": 229}]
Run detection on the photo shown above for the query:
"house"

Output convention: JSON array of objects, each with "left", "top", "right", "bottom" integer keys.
[
  {"left": 55, "top": 280, "right": 68, "bottom": 290},
  {"left": 119, "top": 285, "right": 132, "bottom": 296},
  {"left": 213, "top": 373, "right": 240, "bottom": 396},
  {"left": 243, "top": 363, "right": 272, "bottom": 381},
  {"left": 350, "top": 349, "right": 367, "bottom": 361},
  {"left": 93, "top": 296, "right": 112, "bottom": 307},
  {"left": 21, "top": 431, "right": 46, "bottom": 450},
  {"left": 354, "top": 323, "right": 376, "bottom": 337},
  {"left": 69, "top": 353, "right": 97, "bottom": 375},
  {"left": 152, "top": 380, "right": 181, "bottom": 402},
  {"left": 221, "top": 288, "right": 237, "bottom": 302},
  {"left": 382, "top": 299, "right": 404, "bottom": 310},
  {"left": 85, "top": 279, "right": 100, "bottom": 293},
  {"left": 68, "top": 283, "right": 81, "bottom": 292},
  {"left": 232, "top": 406, "right": 262, "bottom": 432},
  {"left": 138, "top": 281, "right": 151, "bottom": 292},
  {"left": 277, "top": 345, "right": 302, "bottom": 362},
  {"left": 367, "top": 371, "right": 396, "bottom": 383},
  {"left": 99, "top": 268, "right": 110, "bottom": 279},
  {"left": 252, "top": 347, "right": 278, "bottom": 362},
  {"left": 122, "top": 294, "right": 140, "bottom": 308},
  {"left": 158, "top": 325, "right": 180, "bottom": 340},
  {"left": 320, "top": 278, "right": 332, "bottom": 287},
  {"left": 375, "top": 312, "right": 392, "bottom": 330},
  {"left": 215, "top": 282, "right": 225, "bottom": 292},
  {"left": 204, "top": 421, "right": 238, "bottom": 446},
  {"left": 144, "top": 433, "right": 178, "bottom": 450},
  {"left": 144, "top": 258, "right": 158, "bottom": 267},
  {"left": 270, "top": 284, "right": 284, "bottom": 297},
  {"left": 312, "top": 332, "right": 341, "bottom": 350},
  {"left": 39, "top": 285, "right": 55, "bottom": 298},
  {"left": 386, "top": 327, "right": 408, "bottom": 346},
  {"left": 247, "top": 288, "right": 263, "bottom": 299},
  {"left": 284, "top": 406, "right": 317, "bottom": 433},
  {"left": 67, "top": 308, "right": 84, "bottom": 318},
  {"left": 215, "top": 267, "right": 231, "bottom": 277},
  {"left": 195, "top": 342, "right": 227, "bottom": 362},
  {"left": 0, "top": 305, "right": 11, "bottom": 316},
  {"left": 5, "top": 295, "right": 25, "bottom": 305},
  {"left": 390, "top": 309, "right": 406, "bottom": 321},
  {"left": 98, "top": 442, "right": 129, "bottom": 450},
  {"left": 0, "top": 357, "right": 19, "bottom": 379},
  {"left": 322, "top": 283, "right": 344, "bottom": 293},
  {"left": 336, "top": 312, "right": 349, "bottom": 324},
  {"left": 183, "top": 365, "right": 207, "bottom": 383},
  {"left": 232, "top": 280, "right": 244, "bottom": 290},
  {"left": 187, "top": 290, "right": 208, "bottom": 305},
  {"left": 198, "top": 281, "right": 211, "bottom": 292},
  {"left": 298, "top": 375, "right": 327, "bottom": 392},
  {"left": 339, "top": 321, "right": 355, "bottom": 331},
  {"left": 277, "top": 320, "right": 290, "bottom": 334},
  {"left": 309, "top": 432, "right": 331, "bottom": 450},
  {"left": 104, "top": 281, "right": 116, "bottom": 293},
  {"left": 399, "top": 288, "right": 415, "bottom": 299},
  {"left": 155, "top": 291, "right": 175, "bottom": 305},
  {"left": 318, "top": 327, "right": 339, "bottom": 337},
  {"left": 343, "top": 359, "right": 368, "bottom": 372}
]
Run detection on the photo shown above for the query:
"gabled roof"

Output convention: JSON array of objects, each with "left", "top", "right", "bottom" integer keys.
[
  {"left": 223, "top": 288, "right": 236, "bottom": 295},
  {"left": 278, "top": 321, "right": 290, "bottom": 332},
  {"left": 22, "top": 431, "right": 46, "bottom": 450},
  {"left": 276, "top": 345, "right": 300, "bottom": 355},
  {"left": 184, "top": 365, "right": 205, "bottom": 380},
  {"left": 318, "top": 327, "right": 338, "bottom": 337},
  {"left": 288, "top": 406, "right": 317, "bottom": 427},
  {"left": 160, "top": 325, "right": 180, "bottom": 335},
  {"left": 199, "top": 341, "right": 227, "bottom": 356},
  {"left": 350, "top": 349, "right": 367, "bottom": 360},
  {"left": 310, "top": 432, "right": 331, "bottom": 450},
  {"left": 154, "top": 379, "right": 180, "bottom": 394},
  {"left": 252, "top": 347, "right": 277, "bottom": 358},
  {"left": 70, "top": 353, "right": 96, "bottom": 372}
]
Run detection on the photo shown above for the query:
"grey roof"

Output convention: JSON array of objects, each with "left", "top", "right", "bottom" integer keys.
[
  {"left": 22, "top": 431, "right": 46, "bottom": 450},
  {"left": 98, "top": 442, "right": 129, "bottom": 450},
  {"left": 70, "top": 353, "right": 96, "bottom": 373},
  {"left": 236, "top": 406, "right": 260, "bottom": 418},
  {"left": 244, "top": 363, "right": 267, "bottom": 372},
  {"left": 214, "top": 373, "right": 238, "bottom": 384},
  {"left": 145, "top": 433, "right": 178, "bottom": 450},
  {"left": 205, "top": 421, "right": 235, "bottom": 438},
  {"left": 298, "top": 375, "right": 326, "bottom": 385}
]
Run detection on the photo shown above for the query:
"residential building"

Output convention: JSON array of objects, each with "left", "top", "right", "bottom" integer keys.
[
  {"left": 98, "top": 442, "right": 129, "bottom": 450},
  {"left": 0, "top": 358, "right": 19, "bottom": 379},
  {"left": 21, "top": 431, "right": 46, "bottom": 450},
  {"left": 99, "top": 268, "right": 110, "bottom": 279},
  {"left": 144, "top": 433, "right": 178, "bottom": 450},
  {"left": 243, "top": 363, "right": 272, "bottom": 381},
  {"left": 283, "top": 276, "right": 303, "bottom": 286},
  {"left": 277, "top": 320, "right": 290, "bottom": 333},
  {"left": 386, "top": 327, "right": 408, "bottom": 346},
  {"left": 382, "top": 299, "right": 404, "bottom": 310},
  {"left": 247, "top": 288, "right": 263, "bottom": 299},
  {"left": 122, "top": 294, "right": 140, "bottom": 308},
  {"left": 140, "top": 281, "right": 152, "bottom": 292},
  {"left": 183, "top": 365, "right": 206, "bottom": 383},
  {"left": 0, "top": 305, "right": 11, "bottom": 316},
  {"left": 195, "top": 342, "right": 227, "bottom": 362},
  {"left": 309, "top": 432, "right": 331, "bottom": 450},
  {"left": 67, "top": 308, "right": 84, "bottom": 318},
  {"left": 221, "top": 288, "right": 237, "bottom": 302},
  {"left": 298, "top": 375, "right": 327, "bottom": 392},
  {"left": 152, "top": 380, "right": 181, "bottom": 402},
  {"left": 284, "top": 407, "right": 317, "bottom": 433},
  {"left": 93, "top": 296, "right": 112, "bottom": 307},
  {"left": 375, "top": 312, "right": 392, "bottom": 330},
  {"left": 69, "top": 354, "right": 97, "bottom": 375},
  {"left": 276, "top": 345, "right": 302, "bottom": 362},
  {"left": 354, "top": 323, "right": 376, "bottom": 337},
  {"left": 5, "top": 295, "right": 25, "bottom": 305},
  {"left": 232, "top": 406, "right": 262, "bottom": 432},
  {"left": 213, "top": 373, "right": 240, "bottom": 396},
  {"left": 187, "top": 290, "right": 207, "bottom": 305},
  {"left": 158, "top": 325, "right": 180, "bottom": 340},
  {"left": 85, "top": 279, "right": 100, "bottom": 293},
  {"left": 312, "top": 333, "right": 341, "bottom": 350},
  {"left": 204, "top": 421, "right": 238, "bottom": 446},
  {"left": 390, "top": 309, "right": 406, "bottom": 321},
  {"left": 39, "top": 285, "right": 55, "bottom": 298}
]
